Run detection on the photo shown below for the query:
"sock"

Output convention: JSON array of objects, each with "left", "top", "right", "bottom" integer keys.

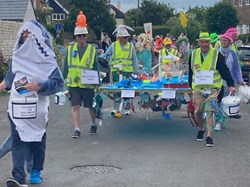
[{"left": 75, "top": 127, "right": 80, "bottom": 131}]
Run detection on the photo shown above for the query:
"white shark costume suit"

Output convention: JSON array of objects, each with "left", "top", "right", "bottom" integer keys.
[{"left": 8, "top": 21, "right": 58, "bottom": 142}]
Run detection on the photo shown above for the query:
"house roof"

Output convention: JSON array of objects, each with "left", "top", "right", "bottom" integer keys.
[
  {"left": 107, "top": 4, "right": 125, "bottom": 19},
  {"left": 0, "top": 0, "right": 29, "bottom": 21},
  {"left": 56, "top": 0, "right": 71, "bottom": 12},
  {"left": 50, "top": 0, "right": 69, "bottom": 14}
]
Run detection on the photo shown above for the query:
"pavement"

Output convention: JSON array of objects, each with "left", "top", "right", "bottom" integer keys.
[{"left": 1, "top": 94, "right": 250, "bottom": 187}]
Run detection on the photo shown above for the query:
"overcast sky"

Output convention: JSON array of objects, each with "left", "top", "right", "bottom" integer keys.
[{"left": 110, "top": 0, "right": 221, "bottom": 12}]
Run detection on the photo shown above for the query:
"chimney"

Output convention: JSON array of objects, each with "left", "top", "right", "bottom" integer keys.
[{"left": 117, "top": 1, "right": 121, "bottom": 10}]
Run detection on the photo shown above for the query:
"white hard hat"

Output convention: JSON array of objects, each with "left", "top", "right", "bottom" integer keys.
[
  {"left": 116, "top": 27, "right": 130, "bottom": 37},
  {"left": 113, "top": 25, "right": 134, "bottom": 37},
  {"left": 74, "top": 26, "right": 88, "bottom": 35}
]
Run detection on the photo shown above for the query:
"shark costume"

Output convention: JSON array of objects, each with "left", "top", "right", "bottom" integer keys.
[{"left": 6, "top": 20, "right": 64, "bottom": 186}]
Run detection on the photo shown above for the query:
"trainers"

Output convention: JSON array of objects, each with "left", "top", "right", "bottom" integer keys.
[
  {"left": 214, "top": 122, "right": 222, "bottom": 131},
  {"left": 72, "top": 130, "right": 81, "bottom": 139},
  {"left": 6, "top": 178, "right": 28, "bottom": 187},
  {"left": 30, "top": 169, "right": 43, "bottom": 184},
  {"left": 206, "top": 137, "right": 214, "bottom": 147},
  {"left": 196, "top": 130, "right": 205, "bottom": 141},
  {"left": 111, "top": 110, "right": 117, "bottom": 116},
  {"left": 89, "top": 126, "right": 97, "bottom": 135},
  {"left": 124, "top": 110, "right": 130, "bottom": 115}
]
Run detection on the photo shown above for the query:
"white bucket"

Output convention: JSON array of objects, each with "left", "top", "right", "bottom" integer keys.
[
  {"left": 222, "top": 94, "right": 241, "bottom": 116},
  {"left": 54, "top": 91, "right": 67, "bottom": 105},
  {"left": 238, "top": 85, "right": 250, "bottom": 103}
]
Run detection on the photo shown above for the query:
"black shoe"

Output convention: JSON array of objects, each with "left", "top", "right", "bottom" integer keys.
[
  {"left": 6, "top": 178, "right": 28, "bottom": 187},
  {"left": 72, "top": 130, "right": 81, "bottom": 139},
  {"left": 89, "top": 126, "right": 97, "bottom": 135},
  {"left": 206, "top": 137, "right": 214, "bottom": 147},
  {"left": 196, "top": 130, "right": 205, "bottom": 141}
]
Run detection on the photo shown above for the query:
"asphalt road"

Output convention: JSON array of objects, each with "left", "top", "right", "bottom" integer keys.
[{"left": 1, "top": 94, "right": 250, "bottom": 187}]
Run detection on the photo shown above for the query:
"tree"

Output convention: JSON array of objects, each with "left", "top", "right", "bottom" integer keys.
[
  {"left": 139, "top": 0, "right": 174, "bottom": 26},
  {"left": 124, "top": 8, "right": 142, "bottom": 27},
  {"left": 64, "top": 0, "right": 116, "bottom": 39},
  {"left": 205, "top": 2, "right": 238, "bottom": 34}
]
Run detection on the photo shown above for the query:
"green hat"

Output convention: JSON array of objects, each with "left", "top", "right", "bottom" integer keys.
[
  {"left": 210, "top": 33, "right": 220, "bottom": 43},
  {"left": 198, "top": 32, "right": 210, "bottom": 41}
]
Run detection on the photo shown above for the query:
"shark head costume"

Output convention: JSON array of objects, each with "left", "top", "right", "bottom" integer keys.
[{"left": 8, "top": 20, "right": 58, "bottom": 142}]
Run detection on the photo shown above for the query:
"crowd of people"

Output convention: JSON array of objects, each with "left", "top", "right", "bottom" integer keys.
[{"left": 0, "top": 9, "right": 248, "bottom": 186}]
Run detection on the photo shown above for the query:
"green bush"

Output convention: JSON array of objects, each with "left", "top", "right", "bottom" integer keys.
[{"left": 238, "top": 34, "right": 250, "bottom": 45}]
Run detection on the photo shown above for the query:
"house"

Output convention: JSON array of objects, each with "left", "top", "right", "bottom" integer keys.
[
  {"left": 224, "top": 0, "right": 250, "bottom": 34},
  {"left": 0, "top": 0, "right": 36, "bottom": 60},
  {"left": 106, "top": 2, "right": 125, "bottom": 25}
]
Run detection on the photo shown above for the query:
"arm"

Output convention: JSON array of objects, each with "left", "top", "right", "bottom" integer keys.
[
  {"left": 62, "top": 51, "right": 69, "bottom": 79},
  {"left": 132, "top": 47, "right": 139, "bottom": 73},
  {"left": 188, "top": 54, "right": 193, "bottom": 88},
  {"left": 1, "top": 61, "right": 15, "bottom": 91},
  {"left": 25, "top": 67, "right": 64, "bottom": 96},
  {"left": 216, "top": 52, "right": 234, "bottom": 88},
  {"left": 231, "top": 50, "right": 244, "bottom": 84}
]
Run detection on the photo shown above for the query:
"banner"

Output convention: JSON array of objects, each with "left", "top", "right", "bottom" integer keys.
[{"left": 144, "top": 22, "right": 152, "bottom": 40}]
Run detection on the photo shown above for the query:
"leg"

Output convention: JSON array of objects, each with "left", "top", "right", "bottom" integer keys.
[
  {"left": 29, "top": 133, "right": 46, "bottom": 184},
  {"left": 69, "top": 87, "right": 82, "bottom": 138},
  {"left": 9, "top": 116, "right": 27, "bottom": 185},
  {"left": 71, "top": 105, "right": 81, "bottom": 129},
  {"left": 0, "top": 135, "right": 12, "bottom": 158}
]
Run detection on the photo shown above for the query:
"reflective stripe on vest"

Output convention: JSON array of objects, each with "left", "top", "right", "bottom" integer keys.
[
  {"left": 67, "top": 43, "right": 96, "bottom": 88},
  {"left": 191, "top": 48, "right": 222, "bottom": 90},
  {"left": 160, "top": 49, "right": 173, "bottom": 71},
  {"left": 170, "top": 48, "right": 178, "bottom": 56},
  {"left": 111, "top": 41, "right": 133, "bottom": 72}
]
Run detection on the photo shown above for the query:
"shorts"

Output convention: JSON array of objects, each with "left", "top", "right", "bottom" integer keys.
[
  {"left": 68, "top": 87, "right": 94, "bottom": 108},
  {"left": 192, "top": 89, "right": 219, "bottom": 113}
]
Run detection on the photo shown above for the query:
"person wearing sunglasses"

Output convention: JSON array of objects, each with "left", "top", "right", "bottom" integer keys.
[{"left": 63, "top": 11, "right": 99, "bottom": 139}]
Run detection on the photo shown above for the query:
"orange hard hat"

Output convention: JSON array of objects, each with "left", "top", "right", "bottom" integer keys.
[
  {"left": 163, "top": 38, "right": 172, "bottom": 46},
  {"left": 76, "top": 11, "right": 87, "bottom": 27}
]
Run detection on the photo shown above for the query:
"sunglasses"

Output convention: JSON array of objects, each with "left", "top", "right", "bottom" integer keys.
[{"left": 76, "top": 34, "right": 86, "bottom": 37}]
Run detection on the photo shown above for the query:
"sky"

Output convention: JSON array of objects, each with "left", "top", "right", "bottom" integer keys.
[{"left": 110, "top": 0, "right": 221, "bottom": 12}]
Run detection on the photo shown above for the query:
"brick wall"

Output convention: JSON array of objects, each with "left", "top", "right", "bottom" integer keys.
[{"left": 0, "top": 20, "right": 23, "bottom": 61}]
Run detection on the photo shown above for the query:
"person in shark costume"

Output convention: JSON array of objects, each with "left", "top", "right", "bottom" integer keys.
[{"left": 1, "top": 20, "right": 64, "bottom": 187}]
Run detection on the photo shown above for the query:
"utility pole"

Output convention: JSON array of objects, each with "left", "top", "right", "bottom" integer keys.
[{"left": 138, "top": 0, "right": 140, "bottom": 9}]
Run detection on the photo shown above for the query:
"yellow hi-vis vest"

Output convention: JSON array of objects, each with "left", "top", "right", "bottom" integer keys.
[
  {"left": 191, "top": 48, "right": 223, "bottom": 91},
  {"left": 111, "top": 41, "right": 133, "bottom": 72},
  {"left": 231, "top": 43, "right": 237, "bottom": 53},
  {"left": 67, "top": 43, "right": 96, "bottom": 88},
  {"left": 170, "top": 48, "right": 178, "bottom": 56},
  {"left": 159, "top": 49, "right": 177, "bottom": 71}
]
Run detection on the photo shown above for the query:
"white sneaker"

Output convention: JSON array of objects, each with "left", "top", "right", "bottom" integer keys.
[
  {"left": 124, "top": 110, "right": 130, "bottom": 115},
  {"left": 214, "top": 122, "right": 222, "bottom": 131},
  {"left": 111, "top": 110, "right": 117, "bottom": 116}
]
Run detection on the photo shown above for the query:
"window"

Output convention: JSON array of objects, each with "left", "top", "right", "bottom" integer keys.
[
  {"left": 239, "top": 0, "right": 243, "bottom": 6},
  {"left": 246, "top": 0, "right": 250, "bottom": 5},
  {"left": 52, "top": 13, "right": 65, "bottom": 21},
  {"left": 231, "top": 0, "right": 236, "bottom": 6}
]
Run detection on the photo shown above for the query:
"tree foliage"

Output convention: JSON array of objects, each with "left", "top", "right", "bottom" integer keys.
[
  {"left": 64, "top": 0, "right": 116, "bottom": 39},
  {"left": 205, "top": 2, "right": 238, "bottom": 34},
  {"left": 125, "top": 0, "right": 174, "bottom": 27}
]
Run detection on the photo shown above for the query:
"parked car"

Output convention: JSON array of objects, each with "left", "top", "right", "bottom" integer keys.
[{"left": 238, "top": 46, "right": 250, "bottom": 85}]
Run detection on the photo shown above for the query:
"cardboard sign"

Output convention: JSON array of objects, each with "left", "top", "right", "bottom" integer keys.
[
  {"left": 194, "top": 70, "right": 213, "bottom": 85},
  {"left": 121, "top": 90, "right": 135, "bottom": 98},
  {"left": 12, "top": 103, "right": 37, "bottom": 119},
  {"left": 162, "top": 90, "right": 176, "bottom": 99},
  {"left": 81, "top": 70, "right": 99, "bottom": 84}
]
